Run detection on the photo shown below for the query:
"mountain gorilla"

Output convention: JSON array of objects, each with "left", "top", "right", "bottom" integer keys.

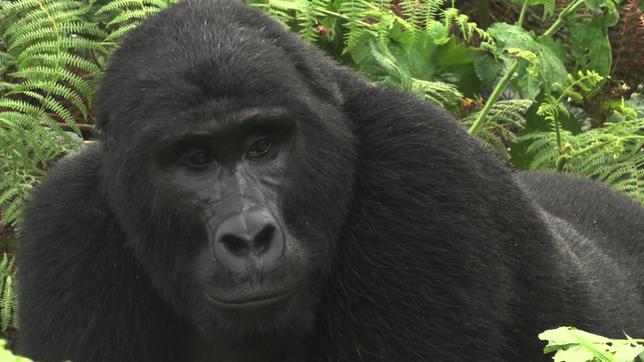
[{"left": 16, "top": 0, "right": 644, "bottom": 361}]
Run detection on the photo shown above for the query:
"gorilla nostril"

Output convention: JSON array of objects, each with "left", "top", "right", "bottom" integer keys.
[
  {"left": 220, "top": 234, "right": 249, "bottom": 258},
  {"left": 254, "top": 224, "right": 275, "bottom": 254},
  {"left": 213, "top": 208, "right": 285, "bottom": 273}
]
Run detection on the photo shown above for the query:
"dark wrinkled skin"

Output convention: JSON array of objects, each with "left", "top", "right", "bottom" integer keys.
[{"left": 16, "top": 1, "right": 644, "bottom": 361}]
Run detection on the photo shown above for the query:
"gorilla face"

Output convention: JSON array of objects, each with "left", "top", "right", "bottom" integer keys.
[
  {"left": 153, "top": 105, "right": 316, "bottom": 336},
  {"left": 97, "top": 7, "right": 357, "bottom": 339}
]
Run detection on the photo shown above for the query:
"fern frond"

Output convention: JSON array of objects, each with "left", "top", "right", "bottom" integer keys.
[
  {"left": 344, "top": 26, "right": 370, "bottom": 53},
  {"left": 411, "top": 79, "right": 463, "bottom": 109},
  {"left": 96, "top": 0, "right": 169, "bottom": 15},
  {"left": 0, "top": 114, "right": 76, "bottom": 226},
  {"left": 13, "top": 66, "right": 93, "bottom": 100},
  {"left": 290, "top": 0, "right": 329, "bottom": 41},
  {"left": 518, "top": 117, "right": 644, "bottom": 203},
  {"left": 439, "top": 6, "right": 493, "bottom": 45},
  {"left": 106, "top": 7, "right": 159, "bottom": 27},
  {"left": 0, "top": 256, "right": 8, "bottom": 280},
  {"left": 1, "top": 0, "right": 174, "bottom": 231},
  {"left": 463, "top": 99, "right": 532, "bottom": 161},
  {"left": 17, "top": 81, "right": 88, "bottom": 119},
  {"left": 0, "top": 275, "right": 13, "bottom": 331},
  {"left": 2, "top": 0, "right": 77, "bottom": 15},
  {"left": 104, "top": 23, "right": 139, "bottom": 41},
  {"left": 4, "top": 6, "right": 87, "bottom": 38},
  {"left": 26, "top": 53, "right": 101, "bottom": 74},
  {"left": 399, "top": 0, "right": 439, "bottom": 29},
  {"left": 250, "top": 0, "right": 296, "bottom": 26},
  {"left": 99, "top": 0, "right": 176, "bottom": 40},
  {"left": 19, "top": 38, "right": 105, "bottom": 61},
  {"left": 19, "top": 91, "right": 77, "bottom": 129},
  {"left": 0, "top": 98, "right": 45, "bottom": 116},
  {"left": 9, "top": 22, "right": 105, "bottom": 51},
  {"left": 0, "top": 254, "right": 16, "bottom": 331},
  {"left": 339, "top": 0, "right": 379, "bottom": 52},
  {"left": 0, "top": 189, "right": 21, "bottom": 210},
  {"left": 2, "top": 0, "right": 103, "bottom": 129}
]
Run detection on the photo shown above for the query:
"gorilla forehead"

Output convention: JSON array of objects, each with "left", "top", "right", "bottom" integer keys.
[
  {"left": 97, "top": 0, "right": 314, "bottom": 133},
  {"left": 115, "top": 0, "right": 290, "bottom": 74}
]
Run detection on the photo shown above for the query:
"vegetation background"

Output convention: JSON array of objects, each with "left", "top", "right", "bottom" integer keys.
[{"left": 0, "top": 0, "right": 642, "bottom": 358}]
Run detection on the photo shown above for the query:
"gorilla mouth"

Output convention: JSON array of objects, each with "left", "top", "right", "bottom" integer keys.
[{"left": 205, "top": 289, "right": 298, "bottom": 310}]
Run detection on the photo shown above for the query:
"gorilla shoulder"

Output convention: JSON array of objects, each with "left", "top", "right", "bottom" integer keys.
[{"left": 515, "top": 171, "right": 644, "bottom": 246}]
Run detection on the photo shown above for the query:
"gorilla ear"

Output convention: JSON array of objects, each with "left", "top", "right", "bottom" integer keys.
[
  {"left": 292, "top": 54, "right": 344, "bottom": 108},
  {"left": 317, "top": 78, "right": 344, "bottom": 109},
  {"left": 306, "top": 71, "right": 344, "bottom": 108}
]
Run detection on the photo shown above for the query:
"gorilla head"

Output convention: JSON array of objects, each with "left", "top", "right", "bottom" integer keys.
[
  {"left": 96, "top": 0, "right": 356, "bottom": 338},
  {"left": 19, "top": 0, "right": 644, "bottom": 360}
]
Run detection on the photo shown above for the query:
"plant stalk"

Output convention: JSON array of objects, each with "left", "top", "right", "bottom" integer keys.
[
  {"left": 543, "top": 0, "right": 585, "bottom": 37},
  {"left": 470, "top": 0, "right": 586, "bottom": 135},
  {"left": 516, "top": 0, "right": 529, "bottom": 27},
  {"left": 468, "top": 60, "right": 519, "bottom": 135}
]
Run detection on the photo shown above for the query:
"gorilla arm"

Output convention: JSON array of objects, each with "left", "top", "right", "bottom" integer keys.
[{"left": 16, "top": 144, "right": 180, "bottom": 362}]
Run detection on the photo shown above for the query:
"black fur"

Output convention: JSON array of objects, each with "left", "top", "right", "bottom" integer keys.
[{"left": 17, "top": 0, "right": 644, "bottom": 361}]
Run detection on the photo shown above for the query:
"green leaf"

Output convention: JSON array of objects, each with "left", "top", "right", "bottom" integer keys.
[
  {"left": 540, "top": 327, "right": 644, "bottom": 362},
  {"left": 432, "top": 40, "right": 480, "bottom": 96},
  {"left": 543, "top": 0, "right": 556, "bottom": 19},
  {"left": 536, "top": 35, "right": 565, "bottom": 61},
  {"left": 488, "top": 23, "right": 535, "bottom": 53},
  {"left": 569, "top": 19, "right": 612, "bottom": 77},
  {"left": 425, "top": 20, "right": 449, "bottom": 45},
  {"left": 511, "top": 67, "right": 542, "bottom": 99},
  {"left": 0, "top": 340, "right": 32, "bottom": 361},
  {"left": 583, "top": 0, "right": 619, "bottom": 26},
  {"left": 488, "top": 23, "right": 566, "bottom": 99},
  {"left": 539, "top": 327, "right": 613, "bottom": 359},
  {"left": 535, "top": 36, "right": 567, "bottom": 84},
  {"left": 472, "top": 52, "right": 502, "bottom": 90},
  {"left": 550, "top": 345, "right": 595, "bottom": 362}
]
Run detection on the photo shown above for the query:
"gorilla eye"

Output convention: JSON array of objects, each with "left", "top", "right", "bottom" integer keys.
[
  {"left": 184, "top": 151, "right": 212, "bottom": 169},
  {"left": 247, "top": 139, "right": 272, "bottom": 159}
]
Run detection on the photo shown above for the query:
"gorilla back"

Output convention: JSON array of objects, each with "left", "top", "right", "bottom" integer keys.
[{"left": 17, "top": 0, "right": 644, "bottom": 361}]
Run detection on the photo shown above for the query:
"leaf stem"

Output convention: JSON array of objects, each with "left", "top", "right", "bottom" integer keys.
[
  {"left": 543, "top": 0, "right": 585, "bottom": 37},
  {"left": 577, "top": 136, "right": 644, "bottom": 156},
  {"left": 516, "top": 0, "right": 529, "bottom": 27},
  {"left": 468, "top": 60, "right": 519, "bottom": 135},
  {"left": 554, "top": 117, "right": 562, "bottom": 157},
  {"left": 470, "top": 0, "right": 587, "bottom": 135},
  {"left": 557, "top": 135, "right": 644, "bottom": 168},
  {"left": 317, "top": 8, "right": 373, "bottom": 27}
]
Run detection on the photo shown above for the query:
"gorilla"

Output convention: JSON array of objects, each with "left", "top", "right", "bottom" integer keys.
[{"left": 16, "top": 0, "right": 644, "bottom": 361}]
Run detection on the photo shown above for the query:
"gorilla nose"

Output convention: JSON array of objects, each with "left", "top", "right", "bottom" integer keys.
[{"left": 213, "top": 208, "right": 285, "bottom": 272}]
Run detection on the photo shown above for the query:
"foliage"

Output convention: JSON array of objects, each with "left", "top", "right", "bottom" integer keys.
[
  {"left": 96, "top": 0, "right": 180, "bottom": 41},
  {"left": 0, "top": 0, "right": 99, "bottom": 226},
  {"left": 245, "top": 0, "right": 642, "bottom": 203},
  {"left": 540, "top": 327, "right": 644, "bottom": 362},
  {"left": 363, "top": 41, "right": 464, "bottom": 110},
  {"left": 462, "top": 99, "right": 532, "bottom": 161},
  {"left": 517, "top": 71, "right": 643, "bottom": 202},
  {"left": 0, "top": 0, "right": 177, "bottom": 344},
  {"left": 1, "top": 0, "right": 640, "bottom": 235},
  {"left": 0, "top": 120, "right": 79, "bottom": 226},
  {"left": 0, "top": 0, "right": 177, "bottom": 228},
  {"left": 0, "top": 0, "right": 642, "bottom": 352},
  {"left": 0, "top": 254, "right": 16, "bottom": 332},
  {"left": 0, "top": 339, "right": 31, "bottom": 362}
]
